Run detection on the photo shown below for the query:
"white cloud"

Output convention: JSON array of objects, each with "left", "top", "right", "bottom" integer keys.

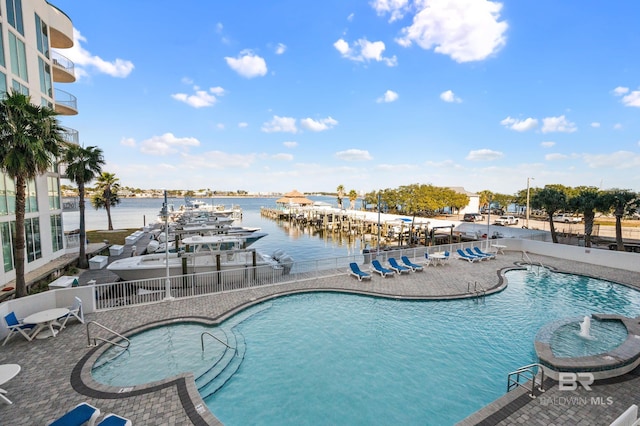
[
  {"left": 466, "top": 149, "right": 503, "bottom": 161},
  {"left": 395, "top": 0, "right": 508, "bottom": 63},
  {"left": 181, "top": 151, "right": 256, "bottom": 169},
  {"left": 225, "top": 50, "right": 268, "bottom": 78},
  {"left": 621, "top": 90, "right": 640, "bottom": 107},
  {"left": 272, "top": 153, "right": 293, "bottom": 161},
  {"left": 371, "top": 0, "right": 410, "bottom": 22},
  {"left": 545, "top": 153, "right": 568, "bottom": 161},
  {"left": 612, "top": 86, "right": 629, "bottom": 95},
  {"left": 56, "top": 29, "right": 134, "bottom": 79},
  {"left": 139, "top": 133, "right": 200, "bottom": 156},
  {"left": 283, "top": 141, "right": 298, "bottom": 148},
  {"left": 613, "top": 123, "right": 623, "bottom": 130},
  {"left": 540, "top": 141, "right": 555, "bottom": 148},
  {"left": 261, "top": 116, "right": 298, "bottom": 133},
  {"left": 377, "top": 90, "right": 399, "bottom": 103},
  {"left": 300, "top": 117, "right": 338, "bottom": 132},
  {"left": 335, "top": 149, "right": 373, "bottom": 161},
  {"left": 171, "top": 86, "right": 225, "bottom": 108},
  {"left": 440, "top": 90, "right": 462, "bottom": 103},
  {"left": 275, "top": 43, "right": 287, "bottom": 55},
  {"left": 541, "top": 115, "right": 577, "bottom": 133},
  {"left": 333, "top": 38, "right": 397, "bottom": 66},
  {"left": 120, "top": 137, "right": 136, "bottom": 147},
  {"left": 582, "top": 151, "right": 640, "bottom": 169},
  {"left": 590, "top": 122, "right": 601, "bottom": 128},
  {"left": 238, "top": 122, "right": 249, "bottom": 128},
  {"left": 500, "top": 116, "right": 538, "bottom": 132}
]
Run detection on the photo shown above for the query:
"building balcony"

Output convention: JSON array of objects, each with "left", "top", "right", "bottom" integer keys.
[
  {"left": 54, "top": 89, "right": 78, "bottom": 115},
  {"left": 46, "top": 3, "right": 73, "bottom": 48},
  {"left": 60, "top": 126, "right": 79, "bottom": 145},
  {"left": 51, "top": 51, "right": 75, "bottom": 83}
]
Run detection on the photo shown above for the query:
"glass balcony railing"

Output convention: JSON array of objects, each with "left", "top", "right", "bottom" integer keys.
[
  {"left": 51, "top": 51, "right": 75, "bottom": 83},
  {"left": 54, "top": 88, "right": 78, "bottom": 115}
]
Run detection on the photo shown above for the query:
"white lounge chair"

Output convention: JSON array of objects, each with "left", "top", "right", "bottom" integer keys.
[
  {"left": 349, "top": 262, "right": 372, "bottom": 281},
  {"left": 48, "top": 402, "right": 101, "bottom": 426},
  {"left": 60, "top": 297, "right": 85, "bottom": 329},
  {"left": 97, "top": 413, "right": 132, "bottom": 426},
  {"left": 2, "top": 312, "right": 35, "bottom": 345},
  {"left": 610, "top": 404, "right": 640, "bottom": 426}
]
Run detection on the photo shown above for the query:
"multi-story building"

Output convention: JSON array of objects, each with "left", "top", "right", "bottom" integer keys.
[{"left": 0, "top": 0, "right": 77, "bottom": 287}]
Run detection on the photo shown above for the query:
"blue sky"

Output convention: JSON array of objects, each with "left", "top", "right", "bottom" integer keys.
[{"left": 52, "top": 0, "right": 640, "bottom": 195}]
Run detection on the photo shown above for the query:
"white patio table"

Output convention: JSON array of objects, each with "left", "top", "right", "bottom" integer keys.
[
  {"left": 0, "top": 364, "right": 21, "bottom": 404},
  {"left": 23, "top": 308, "right": 69, "bottom": 340}
]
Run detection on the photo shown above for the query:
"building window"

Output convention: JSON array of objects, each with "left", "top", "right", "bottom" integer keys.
[
  {"left": 38, "top": 57, "right": 52, "bottom": 98},
  {"left": 5, "top": 177, "right": 15, "bottom": 215},
  {"left": 25, "top": 217, "right": 41, "bottom": 263},
  {"left": 6, "top": 0, "right": 24, "bottom": 36},
  {"left": 8, "top": 32, "right": 28, "bottom": 82},
  {"left": 26, "top": 179, "right": 37, "bottom": 213},
  {"left": 11, "top": 79, "right": 28, "bottom": 95},
  {"left": 0, "top": 176, "right": 6, "bottom": 215},
  {"left": 48, "top": 176, "right": 60, "bottom": 210},
  {"left": 0, "top": 23, "right": 5, "bottom": 68},
  {"left": 50, "top": 214, "right": 63, "bottom": 252},
  {"left": 0, "top": 221, "right": 14, "bottom": 272},
  {"left": 35, "top": 14, "right": 49, "bottom": 58},
  {"left": 0, "top": 72, "right": 6, "bottom": 98}
]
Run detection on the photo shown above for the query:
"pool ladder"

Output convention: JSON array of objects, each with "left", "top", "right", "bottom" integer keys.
[
  {"left": 468, "top": 281, "right": 486, "bottom": 299},
  {"left": 521, "top": 251, "right": 545, "bottom": 275},
  {"left": 201, "top": 331, "right": 235, "bottom": 351},
  {"left": 507, "top": 363, "right": 546, "bottom": 398},
  {"left": 86, "top": 321, "right": 130, "bottom": 349}
]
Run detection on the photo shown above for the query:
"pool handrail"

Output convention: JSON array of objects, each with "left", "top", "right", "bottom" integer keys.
[
  {"left": 86, "top": 321, "right": 131, "bottom": 349},
  {"left": 201, "top": 331, "right": 235, "bottom": 351}
]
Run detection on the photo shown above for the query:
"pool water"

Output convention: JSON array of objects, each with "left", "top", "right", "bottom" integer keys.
[
  {"left": 549, "top": 319, "right": 628, "bottom": 358},
  {"left": 92, "top": 270, "right": 640, "bottom": 425}
]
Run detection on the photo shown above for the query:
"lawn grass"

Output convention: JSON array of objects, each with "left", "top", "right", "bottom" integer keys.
[{"left": 86, "top": 228, "right": 141, "bottom": 245}]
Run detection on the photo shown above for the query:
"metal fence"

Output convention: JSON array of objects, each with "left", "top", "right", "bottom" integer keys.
[{"left": 93, "top": 240, "right": 505, "bottom": 311}]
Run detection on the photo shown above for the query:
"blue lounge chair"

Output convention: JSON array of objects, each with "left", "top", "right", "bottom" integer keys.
[
  {"left": 97, "top": 413, "right": 132, "bottom": 426},
  {"left": 349, "top": 262, "right": 372, "bottom": 281},
  {"left": 472, "top": 247, "right": 496, "bottom": 259},
  {"left": 388, "top": 257, "right": 411, "bottom": 274},
  {"left": 2, "top": 312, "right": 36, "bottom": 346},
  {"left": 401, "top": 255, "right": 424, "bottom": 272},
  {"left": 371, "top": 259, "right": 395, "bottom": 277},
  {"left": 456, "top": 249, "right": 480, "bottom": 263},
  {"left": 49, "top": 402, "right": 101, "bottom": 426},
  {"left": 465, "top": 247, "right": 490, "bottom": 260}
]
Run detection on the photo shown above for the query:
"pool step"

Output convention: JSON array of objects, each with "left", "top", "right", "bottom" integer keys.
[
  {"left": 197, "top": 328, "right": 247, "bottom": 399},
  {"left": 195, "top": 328, "right": 238, "bottom": 389}
]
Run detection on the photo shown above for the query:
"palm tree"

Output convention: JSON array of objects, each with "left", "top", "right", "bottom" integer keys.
[
  {"left": 336, "top": 184, "right": 345, "bottom": 209},
  {"left": 568, "top": 187, "right": 605, "bottom": 247},
  {"left": 0, "top": 92, "right": 65, "bottom": 298},
  {"left": 530, "top": 187, "right": 567, "bottom": 243},
  {"left": 91, "top": 172, "right": 121, "bottom": 230},
  {"left": 348, "top": 189, "right": 358, "bottom": 210},
  {"left": 62, "top": 145, "right": 105, "bottom": 268},
  {"left": 601, "top": 189, "right": 639, "bottom": 251}
]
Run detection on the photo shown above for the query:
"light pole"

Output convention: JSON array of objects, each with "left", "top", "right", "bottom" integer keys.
[
  {"left": 377, "top": 192, "right": 381, "bottom": 255},
  {"left": 161, "top": 190, "right": 174, "bottom": 301},
  {"left": 526, "top": 177, "right": 534, "bottom": 229}
]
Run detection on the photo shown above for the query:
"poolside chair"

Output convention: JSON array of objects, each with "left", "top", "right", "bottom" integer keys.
[
  {"left": 472, "top": 246, "right": 496, "bottom": 260},
  {"left": 456, "top": 249, "right": 480, "bottom": 263},
  {"left": 2, "top": 312, "right": 35, "bottom": 346},
  {"left": 48, "top": 402, "right": 101, "bottom": 426},
  {"left": 371, "top": 259, "right": 395, "bottom": 277},
  {"left": 388, "top": 257, "right": 411, "bottom": 274},
  {"left": 424, "top": 252, "right": 433, "bottom": 267},
  {"left": 610, "top": 404, "right": 640, "bottom": 426},
  {"left": 60, "top": 296, "right": 85, "bottom": 329},
  {"left": 349, "top": 262, "right": 372, "bottom": 281},
  {"left": 97, "top": 413, "right": 132, "bottom": 426},
  {"left": 401, "top": 255, "right": 424, "bottom": 272},
  {"left": 465, "top": 247, "right": 491, "bottom": 261},
  {"left": 441, "top": 251, "right": 451, "bottom": 264}
]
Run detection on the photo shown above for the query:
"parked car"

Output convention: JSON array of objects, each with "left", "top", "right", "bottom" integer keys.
[
  {"left": 463, "top": 213, "right": 484, "bottom": 222},
  {"left": 494, "top": 215, "right": 519, "bottom": 226},
  {"left": 552, "top": 214, "right": 582, "bottom": 223}
]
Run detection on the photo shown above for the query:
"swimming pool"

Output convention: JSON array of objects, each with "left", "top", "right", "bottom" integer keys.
[{"left": 92, "top": 269, "right": 640, "bottom": 425}]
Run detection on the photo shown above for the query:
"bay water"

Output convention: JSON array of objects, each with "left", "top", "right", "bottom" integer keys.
[{"left": 62, "top": 196, "right": 367, "bottom": 262}]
